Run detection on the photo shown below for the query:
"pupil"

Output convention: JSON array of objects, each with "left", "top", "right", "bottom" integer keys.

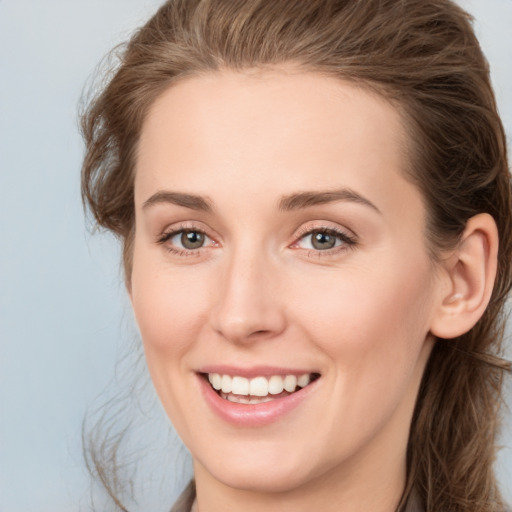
[
  {"left": 181, "top": 231, "right": 204, "bottom": 249},
  {"left": 312, "top": 231, "right": 335, "bottom": 250}
]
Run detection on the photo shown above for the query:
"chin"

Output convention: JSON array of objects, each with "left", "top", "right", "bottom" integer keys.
[
  {"left": 209, "top": 464, "right": 316, "bottom": 494},
  {"left": 194, "top": 441, "right": 331, "bottom": 494}
]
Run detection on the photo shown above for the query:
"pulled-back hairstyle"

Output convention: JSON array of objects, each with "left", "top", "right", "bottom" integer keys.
[{"left": 81, "top": 1, "right": 512, "bottom": 511}]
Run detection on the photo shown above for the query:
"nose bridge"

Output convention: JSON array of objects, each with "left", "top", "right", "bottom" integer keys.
[{"left": 211, "top": 239, "right": 285, "bottom": 343}]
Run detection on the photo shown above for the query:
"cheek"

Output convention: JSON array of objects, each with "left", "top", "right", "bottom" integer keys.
[
  {"left": 290, "top": 254, "right": 435, "bottom": 376},
  {"left": 129, "top": 252, "right": 213, "bottom": 432},
  {"left": 287, "top": 258, "right": 435, "bottom": 447},
  {"left": 130, "top": 251, "right": 211, "bottom": 359}
]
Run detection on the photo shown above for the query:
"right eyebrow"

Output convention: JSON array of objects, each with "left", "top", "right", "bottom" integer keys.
[{"left": 142, "top": 191, "right": 213, "bottom": 212}]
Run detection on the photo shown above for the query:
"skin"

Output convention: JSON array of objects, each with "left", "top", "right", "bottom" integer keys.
[{"left": 130, "top": 69, "right": 454, "bottom": 512}]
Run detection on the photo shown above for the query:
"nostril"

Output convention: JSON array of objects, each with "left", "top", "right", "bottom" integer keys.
[
  {"left": 213, "top": 316, "right": 285, "bottom": 344},
  {"left": 252, "top": 329, "right": 271, "bottom": 336}
]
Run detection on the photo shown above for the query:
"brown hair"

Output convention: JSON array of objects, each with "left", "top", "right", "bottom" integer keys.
[{"left": 81, "top": 0, "right": 512, "bottom": 510}]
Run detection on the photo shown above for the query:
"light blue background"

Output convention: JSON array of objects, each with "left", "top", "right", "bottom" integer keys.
[{"left": 1, "top": 1, "right": 511, "bottom": 511}]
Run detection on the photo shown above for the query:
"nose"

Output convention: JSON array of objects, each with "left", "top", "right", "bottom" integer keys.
[{"left": 210, "top": 247, "right": 287, "bottom": 344}]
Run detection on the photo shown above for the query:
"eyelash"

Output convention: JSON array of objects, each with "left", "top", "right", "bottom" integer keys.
[
  {"left": 156, "top": 224, "right": 357, "bottom": 258},
  {"left": 156, "top": 224, "right": 215, "bottom": 257},
  {"left": 292, "top": 225, "right": 357, "bottom": 257}
]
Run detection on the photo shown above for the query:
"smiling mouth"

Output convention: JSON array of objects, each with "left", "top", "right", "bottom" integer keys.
[{"left": 204, "top": 372, "right": 320, "bottom": 404}]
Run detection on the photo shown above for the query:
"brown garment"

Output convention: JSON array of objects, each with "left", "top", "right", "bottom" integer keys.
[
  {"left": 170, "top": 481, "right": 196, "bottom": 512},
  {"left": 170, "top": 480, "right": 424, "bottom": 512},
  {"left": 401, "top": 489, "right": 423, "bottom": 512}
]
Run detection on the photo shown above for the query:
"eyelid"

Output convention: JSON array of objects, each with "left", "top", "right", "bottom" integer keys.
[
  {"left": 157, "top": 219, "right": 214, "bottom": 238},
  {"left": 155, "top": 220, "right": 357, "bottom": 257},
  {"left": 290, "top": 222, "right": 358, "bottom": 254},
  {"left": 294, "top": 221, "right": 356, "bottom": 239},
  {"left": 156, "top": 221, "right": 219, "bottom": 254}
]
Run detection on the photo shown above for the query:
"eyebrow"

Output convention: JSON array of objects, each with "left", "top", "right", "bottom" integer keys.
[
  {"left": 278, "top": 188, "right": 381, "bottom": 213},
  {"left": 141, "top": 187, "right": 380, "bottom": 214},
  {"left": 142, "top": 191, "right": 213, "bottom": 212}
]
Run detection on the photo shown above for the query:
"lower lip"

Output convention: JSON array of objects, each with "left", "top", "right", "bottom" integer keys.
[{"left": 198, "top": 374, "right": 318, "bottom": 427}]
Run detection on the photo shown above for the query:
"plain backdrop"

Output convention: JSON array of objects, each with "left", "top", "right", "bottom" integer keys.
[{"left": 0, "top": 1, "right": 511, "bottom": 511}]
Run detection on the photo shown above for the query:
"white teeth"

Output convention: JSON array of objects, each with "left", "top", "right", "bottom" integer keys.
[
  {"left": 231, "top": 376, "right": 249, "bottom": 395},
  {"left": 221, "top": 374, "right": 232, "bottom": 393},
  {"left": 207, "top": 372, "right": 315, "bottom": 398},
  {"left": 208, "top": 373, "right": 222, "bottom": 390},
  {"left": 284, "top": 374, "right": 297, "bottom": 392},
  {"left": 297, "top": 373, "right": 311, "bottom": 388},
  {"left": 268, "top": 375, "right": 284, "bottom": 395},
  {"left": 249, "top": 376, "right": 269, "bottom": 396},
  {"left": 224, "top": 393, "right": 274, "bottom": 404}
]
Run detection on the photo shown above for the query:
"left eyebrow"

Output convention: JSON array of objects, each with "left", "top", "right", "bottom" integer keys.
[{"left": 278, "top": 188, "right": 381, "bottom": 214}]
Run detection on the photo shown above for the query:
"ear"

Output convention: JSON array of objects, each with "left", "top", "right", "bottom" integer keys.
[{"left": 430, "top": 213, "right": 498, "bottom": 339}]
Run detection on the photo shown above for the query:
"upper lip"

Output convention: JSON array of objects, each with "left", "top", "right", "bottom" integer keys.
[{"left": 197, "top": 365, "right": 319, "bottom": 379}]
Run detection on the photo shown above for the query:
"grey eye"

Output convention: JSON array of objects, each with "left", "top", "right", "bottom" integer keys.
[
  {"left": 310, "top": 231, "right": 337, "bottom": 250},
  {"left": 180, "top": 230, "right": 205, "bottom": 249}
]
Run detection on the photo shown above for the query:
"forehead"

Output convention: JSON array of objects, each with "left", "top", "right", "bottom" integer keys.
[{"left": 135, "top": 69, "right": 419, "bottom": 219}]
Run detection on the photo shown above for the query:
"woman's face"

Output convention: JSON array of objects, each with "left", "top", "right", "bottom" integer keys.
[{"left": 131, "top": 70, "right": 442, "bottom": 495}]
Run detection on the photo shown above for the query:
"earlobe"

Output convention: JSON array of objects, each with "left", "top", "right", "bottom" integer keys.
[{"left": 430, "top": 213, "right": 498, "bottom": 340}]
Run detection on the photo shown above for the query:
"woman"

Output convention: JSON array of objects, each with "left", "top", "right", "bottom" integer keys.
[{"left": 81, "top": 0, "right": 512, "bottom": 511}]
